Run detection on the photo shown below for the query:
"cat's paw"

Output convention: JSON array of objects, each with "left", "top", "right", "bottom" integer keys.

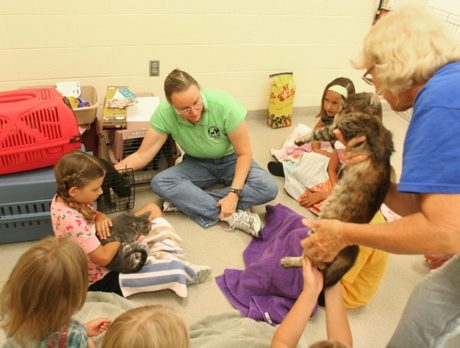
[
  {"left": 294, "top": 134, "right": 312, "bottom": 146},
  {"left": 280, "top": 256, "right": 303, "bottom": 268}
]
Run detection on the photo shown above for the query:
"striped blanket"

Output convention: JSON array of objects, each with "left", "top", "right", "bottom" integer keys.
[{"left": 118, "top": 217, "right": 198, "bottom": 298}]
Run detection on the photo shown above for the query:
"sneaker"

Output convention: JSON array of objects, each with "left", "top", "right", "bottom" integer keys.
[
  {"left": 163, "top": 200, "right": 179, "bottom": 212},
  {"left": 187, "top": 263, "right": 212, "bottom": 284},
  {"left": 267, "top": 161, "right": 285, "bottom": 177},
  {"left": 223, "top": 209, "right": 262, "bottom": 238}
]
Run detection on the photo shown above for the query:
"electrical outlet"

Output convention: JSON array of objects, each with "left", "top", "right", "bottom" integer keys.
[{"left": 149, "top": 60, "right": 160, "bottom": 76}]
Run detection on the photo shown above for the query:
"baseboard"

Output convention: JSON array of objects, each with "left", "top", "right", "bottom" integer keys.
[{"left": 247, "top": 106, "right": 319, "bottom": 120}]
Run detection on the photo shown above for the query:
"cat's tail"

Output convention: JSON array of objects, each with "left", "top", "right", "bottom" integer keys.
[
  {"left": 323, "top": 245, "right": 359, "bottom": 288},
  {"left": 121, "top": 242, "right": 150, "bottom": 273}
]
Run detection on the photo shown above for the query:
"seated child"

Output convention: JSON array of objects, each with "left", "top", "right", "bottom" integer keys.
[
  {"left": 0, "top": 237, "right": 110, "bottom": 348},
  {"left": 290, "top": 92, "right": 384, "bottom": 215},
  {"left": 101, "top": 305, "right": 189, "bottom": 348},
  {"left": 51, "top": 151, "right": 210, "bottom": 298},
  {"left": 269, "top": 76, "right": 355, "bottom": 175}
]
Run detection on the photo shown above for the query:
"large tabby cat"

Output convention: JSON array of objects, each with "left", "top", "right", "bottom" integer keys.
[
  {"left": 281, "top": 93, "right": 394, "bottom": 287},
  {"left": 99, "top": 212, "right": 152, "bottom": 273}
]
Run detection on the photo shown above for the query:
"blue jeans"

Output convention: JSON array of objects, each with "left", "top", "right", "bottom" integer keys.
[
  {"left": 387, "top": 254, "right": 460, "bottom": 347},
  {"left": 151, "top": 153, "right": 278, "bottom": 227}
]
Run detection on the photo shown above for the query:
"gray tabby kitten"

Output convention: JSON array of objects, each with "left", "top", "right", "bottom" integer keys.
[
  {"left": 281, "top": 93, "right": 394, "bottom": 288},
  {"left": 100, "top": 212, "right": 151, "bottom": 273}
]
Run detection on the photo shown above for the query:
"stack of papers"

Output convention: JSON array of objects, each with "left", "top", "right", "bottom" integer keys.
[{"left": 102, "top": 86, "right": 133, "bottom": 129}]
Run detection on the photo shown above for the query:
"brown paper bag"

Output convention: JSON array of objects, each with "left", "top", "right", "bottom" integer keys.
[{"left": 267, "top": 72, "right": 296, "bottom": 128}]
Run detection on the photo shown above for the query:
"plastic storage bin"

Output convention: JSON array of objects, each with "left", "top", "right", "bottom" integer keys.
[
  {"left": 0, "top": 167, "right": 56, "bottom": 244},
  {"left": 73, "top": 85, "right": 99, "bottom": 125},
  {"left": 0, "top": 87, "right": 81, "bottom": 175},
  {"left": 108, "top": 131, "right": 179, "bottom": 185}
]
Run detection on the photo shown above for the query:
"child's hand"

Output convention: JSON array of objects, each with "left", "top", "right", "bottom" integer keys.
[
  {"left": 424, "top": 254, "right": 453, "bottom": 270},
  {"left": 85, "top": 317, "right": 111, "bottom": 337},
  {"left": 299, "top": 190, "right": 328, "bottom": 208},
  {"left": 302, "top": 257, "right": 324, "bottom": 297},
  {"left": 96, "top": 213, "right": 112, "bottom": 239},
  {"left": 217, "top": 194, "right": 238, "bottom": 220}
]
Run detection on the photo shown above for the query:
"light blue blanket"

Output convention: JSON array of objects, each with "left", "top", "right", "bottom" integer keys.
[{"left": 75, "top": 292, "right": 308, "bottom": 348}]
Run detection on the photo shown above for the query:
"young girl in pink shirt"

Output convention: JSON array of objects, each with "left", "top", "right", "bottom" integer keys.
[{"left": 52, "top": 151, "right": 210, "bottom": 297}]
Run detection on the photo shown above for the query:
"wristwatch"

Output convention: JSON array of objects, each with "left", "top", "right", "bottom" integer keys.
[{"left": 228, "top": 187, "right": 244, "bottom": 198}]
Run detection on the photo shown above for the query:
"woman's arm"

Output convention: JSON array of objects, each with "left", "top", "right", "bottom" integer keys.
[
  {"left": 384, "top": 182, "right": 421, "bottom": 216},
  {"left": 325, "top": 284, "right": 352, "bottom": 346},
  {"left": 302, "top": 193, "right": 460, "bottom": 263},
  {"left": 114, "top": 128, "right": 169, "bottom": 171},
  {"left": 217, "top": 121, "right": 253, "bottom": 219}
]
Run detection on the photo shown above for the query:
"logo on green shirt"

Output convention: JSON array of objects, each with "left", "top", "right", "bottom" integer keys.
[{"left": 208, "top": 126, "right": 221, "bottom": 139}]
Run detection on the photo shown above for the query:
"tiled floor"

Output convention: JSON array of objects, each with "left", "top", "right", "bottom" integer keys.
[{"left": 1, "top": 108, "right": 458, "bottom": 347}]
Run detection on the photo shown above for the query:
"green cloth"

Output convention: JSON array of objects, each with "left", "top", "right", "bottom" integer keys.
[
  {"left": 73, "top": 293, "right": 309, "bottom": 348},
  {"left": 151, "top": 89, "right": 246, "bottom": 159},
  {"left": 190, "top": 310, "right": 308, "bottom": 348}
]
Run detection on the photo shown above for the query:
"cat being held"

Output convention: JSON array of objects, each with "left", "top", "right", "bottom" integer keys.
[
  {"left": 99, "top": 212, "right": 151, "bottom": 273},
  {"left": 281, "top": 93, "right": 394, "bottom": 287}
]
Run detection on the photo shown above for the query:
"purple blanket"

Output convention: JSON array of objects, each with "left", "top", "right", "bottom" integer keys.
[{"left": 215, "top": 204, "right": 317, "bottom": 325}]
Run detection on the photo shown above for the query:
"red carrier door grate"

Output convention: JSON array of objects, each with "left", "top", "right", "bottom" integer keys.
[{"left": 0, "top": 87, "right": 81, "bottom": 175}]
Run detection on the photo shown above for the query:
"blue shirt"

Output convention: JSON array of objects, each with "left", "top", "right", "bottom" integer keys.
[{"left": 399, "top": 61, "right": 460, "bottom": 193}]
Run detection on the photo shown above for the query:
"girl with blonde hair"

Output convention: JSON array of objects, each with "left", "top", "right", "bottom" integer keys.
[
  {"left": 0, "top": 237, "right": 110, "bottom": 347},
  {"left": 102, "top": 305, "right": 189, "bottom": 348}
]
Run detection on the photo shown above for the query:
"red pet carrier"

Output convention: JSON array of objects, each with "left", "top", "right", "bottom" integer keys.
[{"left": 0, "top": 87, "right": 81, "bottom": 175}]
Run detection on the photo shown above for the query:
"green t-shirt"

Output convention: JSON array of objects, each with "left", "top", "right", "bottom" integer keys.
[{"left": 150, "top": 89, "right": 246, "bottom": 159}]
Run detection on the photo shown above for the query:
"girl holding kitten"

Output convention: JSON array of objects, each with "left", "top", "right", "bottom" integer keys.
[
  {"left": 0, "top": 237, "right": 110, "bottom": 348},
  {"left": 268, "top": 77, "right": 355, "bottom": 211},
  {"left": 52, "top": 151, "right": 210, "bottom": 297}
]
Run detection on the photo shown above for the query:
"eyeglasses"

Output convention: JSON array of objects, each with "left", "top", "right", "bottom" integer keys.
[
  {"left": 174, "top": 97, "right": 203, "bottom": 117},
  {"left": 361, "top": 67, "right": 374, "bottom": 86}
]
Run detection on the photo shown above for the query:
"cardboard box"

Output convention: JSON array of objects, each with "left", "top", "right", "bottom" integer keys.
[{"left": 102, "top": 86, "right": 129, "bottom": 129}]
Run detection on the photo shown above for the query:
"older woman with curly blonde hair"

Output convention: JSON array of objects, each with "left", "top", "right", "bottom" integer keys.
[{"left": 302, "top": 3, "right": 460, "bottom": 347}]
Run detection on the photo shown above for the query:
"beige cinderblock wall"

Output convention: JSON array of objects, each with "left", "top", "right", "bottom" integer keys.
[{"left": 0, "top": 0, "right": 378, "bottom": 112}]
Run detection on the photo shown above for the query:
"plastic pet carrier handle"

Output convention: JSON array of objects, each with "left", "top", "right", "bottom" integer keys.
[{"left": 0, "top": 91, "right": 38, "bottom": 104}]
